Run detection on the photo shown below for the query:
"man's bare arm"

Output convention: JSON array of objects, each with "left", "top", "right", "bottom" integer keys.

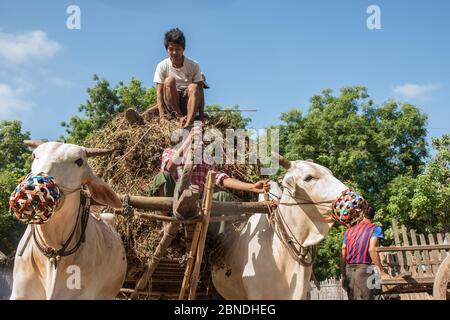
[
  {"left": 222, "top": 178, "right": 270, "bottom": 194},
  {"left": 369, "top": 237, "right": 388, "bottom": 277}
]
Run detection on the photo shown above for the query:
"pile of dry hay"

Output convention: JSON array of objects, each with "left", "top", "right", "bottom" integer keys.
[{"left": 85, "top": 112, "right": 261, "bottom": 284}]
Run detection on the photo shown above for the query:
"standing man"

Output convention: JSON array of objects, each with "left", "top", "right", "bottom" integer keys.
[
  {"left": 340, "top": 205, "right": 389, "bottom": 300},
  {"left": 125, "top": 28, "right": 207, "bottom": 128}
]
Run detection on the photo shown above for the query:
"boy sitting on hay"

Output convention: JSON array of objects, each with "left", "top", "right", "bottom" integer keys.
[
  {"left": 149, "top": 126, "right": 270, "bottom": 243},
  {"left": 126, "top": 27, "right": 207, "bottom": 129}
]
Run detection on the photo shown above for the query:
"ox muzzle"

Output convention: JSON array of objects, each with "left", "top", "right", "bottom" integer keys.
[
  {"left": 9, "top": 173, "right": 65, "bottom": 225},
  {"left": 331, "top": 188, "right": 368, "bottom": 226}
]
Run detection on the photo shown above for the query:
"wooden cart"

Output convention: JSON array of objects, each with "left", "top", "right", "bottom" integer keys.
[
  {"left": 376, "top": 219, "right": 450, "bottom": 300},
  {"left": 107, "top": 170, "right": 273, "bottom": 300}
]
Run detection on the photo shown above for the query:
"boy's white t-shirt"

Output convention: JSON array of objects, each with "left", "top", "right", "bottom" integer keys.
[{"left": 153, "top": 57, "right": 203, "bottom": 90}]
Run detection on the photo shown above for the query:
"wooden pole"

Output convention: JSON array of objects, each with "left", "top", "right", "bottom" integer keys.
[
  {"left": 178, "top": 181, "right": 211, "bottom": 300},
  {"left": 178, "top": 221, "right": 203, "bottom": 299},
  {"left": 93, "top": 195, "right": 272, "bottom": 215},
  {"left": 188, "top": 171, "right": 215, "bottom": 300}
]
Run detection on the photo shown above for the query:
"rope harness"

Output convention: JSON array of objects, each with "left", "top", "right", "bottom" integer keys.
[
  {"left": 266, "top": 202, "right": 317, "bottom": 266},
  {"left": 263, "top": 191, "right": 335, "bottom": 266},
  {"left": 16, "top": 185, "right": 91, "bottom": 270},
  {"left": 31, "top": 190, "right": 90, "bottom": 269},
  {"left": 263, "top": 187, "right": 367, "bottom": 266}
]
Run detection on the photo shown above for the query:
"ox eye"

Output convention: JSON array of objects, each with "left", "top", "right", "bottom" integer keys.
[
  {"left": 32, "top": 153, "right": 35, "bottom": 159},
  {"left": 75, "top": 158, "right": 84, "bottom": 167},
  {"left": 304, "top": 175, "right": 315, "bottom": 182}
]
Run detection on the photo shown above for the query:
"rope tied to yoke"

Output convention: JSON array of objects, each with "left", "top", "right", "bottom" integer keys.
[
  {"left": 32, "top": 189, "right": 91, "bottom": 269},
  {"left": 263, "top": 192, "right": 316, "bottom": 266}
]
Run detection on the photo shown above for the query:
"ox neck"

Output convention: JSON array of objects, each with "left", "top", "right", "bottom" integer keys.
[
  {"left": 257, "top": 213, "right": 301, "bottom": 270},
  {"left": 272, "top": 191, "right": 332, "bottom": 257},
  {"left": 36, "top": 191, "right": 82, "bottom": 249}
]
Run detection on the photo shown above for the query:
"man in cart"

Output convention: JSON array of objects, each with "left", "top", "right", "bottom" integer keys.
[
  {"left": 149, "top": 126, "right": 270, "bottom": 247},
  {"left": 340, "top": 204, "right": 389, "bottom": 300}
]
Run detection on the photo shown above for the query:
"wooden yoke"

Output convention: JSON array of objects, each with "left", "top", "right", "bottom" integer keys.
[{"left": 105, "top": 196, "right": 271, "bottom": 216}]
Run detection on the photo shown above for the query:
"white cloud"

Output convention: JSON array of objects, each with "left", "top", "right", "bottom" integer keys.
[
  {"left": 0, "top": 30, "right": 61, "bottom": 65},
  {"left": 393, "top": 83, "right": 442, "bottom": 99},
  {"left": 0, "top": 82, "right": 33, "bottom": 118},
  {"left": 48, "top": 77, "right": 74, "bottom": 88}
]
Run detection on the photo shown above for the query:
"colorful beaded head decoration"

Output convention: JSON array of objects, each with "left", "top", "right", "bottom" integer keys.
[
  {"left": 331, "top": 189, "right": 368, "bottom": 226},
  {"left": 9, "top": 174, "right": 61, "bottom": 224}
]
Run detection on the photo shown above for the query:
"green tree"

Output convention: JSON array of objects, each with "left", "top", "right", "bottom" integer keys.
[
  {"left": 61, "top": 75, "right": 157, "bottom": 144},
  {"left": 0, "top": 121, "right": 31, "bottom": 254},
  {"left": 386, "top": 134, "right": 450, "bottom": 234},
  {"left": 274, "top": 87, "right": 429, "bottom": 280},
  {"left": 206, "top": 104, "right": 251, "bottom": 130}
]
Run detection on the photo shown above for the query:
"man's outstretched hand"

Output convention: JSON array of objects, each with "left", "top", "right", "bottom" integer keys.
[{"left": 249, "top": 179, "right": 271, "bottom": 194}]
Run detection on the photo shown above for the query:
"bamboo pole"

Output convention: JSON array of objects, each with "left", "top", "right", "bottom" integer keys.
[
  {"left": 178, "top": 221, "right": 203, "bottom": 299},
  {"left": 188, "top": 171, "right": 216, "bottom": 300}
]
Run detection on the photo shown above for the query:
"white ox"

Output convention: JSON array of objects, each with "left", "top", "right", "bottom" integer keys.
[
  {"left": 212, "top": 157, "right": 347, "bottom": 299},
  {"left": 10, "top": 141, "right": 127, "bottom": 300}
]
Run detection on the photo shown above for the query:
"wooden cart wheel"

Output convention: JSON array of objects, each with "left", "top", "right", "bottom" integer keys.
[{"left": 433, "top": 254, "right": 450, "bottom": 300}]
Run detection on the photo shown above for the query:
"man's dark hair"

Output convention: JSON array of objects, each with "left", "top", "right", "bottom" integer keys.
[
  {"left": 364, "top": 205, "right": 376, "bottom": 220},
  {"left": 164, "top": 28, "right": 186, "bottom": 49}
]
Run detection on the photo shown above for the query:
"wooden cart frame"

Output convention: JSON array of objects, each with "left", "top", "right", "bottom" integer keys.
[
  {"left": 376, "top": 219, "right": 450, "bottom": 300},
  {"left": 103, "top": 170, "right": 274, "bottom": 300}
]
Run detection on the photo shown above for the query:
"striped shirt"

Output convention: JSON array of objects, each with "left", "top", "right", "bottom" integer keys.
[
  {"left": 161, "top": 148, "right": 230, "bottom": 194},
  {"left": 343, "top": 221, "right": 384, "bottom": 265}
]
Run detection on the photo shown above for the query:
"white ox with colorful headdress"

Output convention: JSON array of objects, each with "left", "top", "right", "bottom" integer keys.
[
  {"left": 9, "top": 141, "right": 126, "bottom": 300},
  {"left": 211, "top": 156, "right": 364, "bottom": 299}
]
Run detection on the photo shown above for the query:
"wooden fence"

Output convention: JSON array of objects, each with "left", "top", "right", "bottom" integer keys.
[
  {"left": 378, "top": 219, "right": 450, "bottom": 280},
  {"left": 309, "top": 278, "right": 348, "bottom": 300},
  {"left": 376, "top": 219, "right": 450, "bottom": 300}
]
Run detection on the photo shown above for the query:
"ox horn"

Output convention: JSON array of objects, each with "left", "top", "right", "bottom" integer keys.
[
  {"left": 23, "top": 140, "right": 44, "bottom": 148},
  {"left": 272, "top": 152, "right": 292, "bottom": 170},
  {"left": 85, "top": 148, "right": 114, "bottom": 157}
]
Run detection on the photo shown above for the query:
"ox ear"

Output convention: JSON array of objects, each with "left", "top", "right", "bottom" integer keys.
[{"left": 84, "top": 170, "right": 122, "bottom": 208}]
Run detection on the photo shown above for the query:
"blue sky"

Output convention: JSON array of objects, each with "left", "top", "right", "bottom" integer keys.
[{"left": 0, "top": 0, "right": 449, "bottom": 147}]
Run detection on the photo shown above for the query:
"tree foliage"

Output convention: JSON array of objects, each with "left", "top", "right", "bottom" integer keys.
[
  {"left": 61, "top": 75, "right": 157, "bottom": 144},
  {"left": 206, "top": 105, "right": 251, "bottom": 129},
  {"left": 0, "top": 121, "right": 31, "bottom": 254},
  {"left": 386, "top": 134, "right": 450, "bottom": 234}
]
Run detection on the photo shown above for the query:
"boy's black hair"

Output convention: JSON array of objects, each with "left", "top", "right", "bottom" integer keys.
[
  {"left": 364, "top": 204, "right": 376, "bottom": 220},
  {"left": 164, "top": 28, "right": 186, "bottom": 50}
]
